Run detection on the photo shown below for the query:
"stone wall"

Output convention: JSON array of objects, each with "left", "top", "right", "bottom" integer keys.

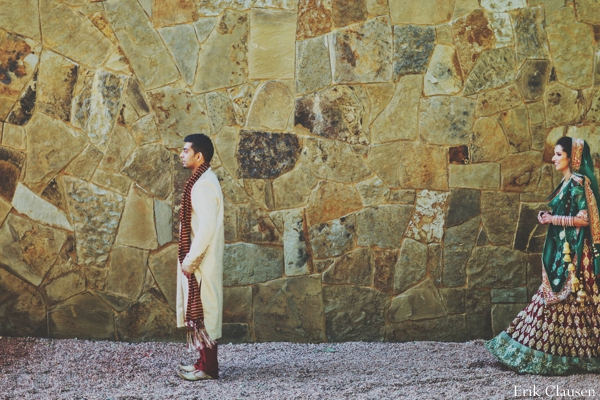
[{"left": 1, "top": 0, "right": 600, "bottom": 343}]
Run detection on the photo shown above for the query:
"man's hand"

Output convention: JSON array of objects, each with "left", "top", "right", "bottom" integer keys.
[{"left": 181, "top": 261, "right": 194, "bottom": 277}]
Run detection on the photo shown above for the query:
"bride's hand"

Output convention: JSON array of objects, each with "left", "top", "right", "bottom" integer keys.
[{"left": 538, "top": 211, "right": 552, "bottom": 225}]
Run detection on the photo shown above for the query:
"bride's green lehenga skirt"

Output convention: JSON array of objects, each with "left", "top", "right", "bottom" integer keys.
[{"left": 486, "top": 244, "right": 600, "bottom": 375}]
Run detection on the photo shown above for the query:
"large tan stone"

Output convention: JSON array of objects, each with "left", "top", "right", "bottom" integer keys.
[
  {"left": 449, "top": 164, "right": 500, "bottom": 189},
  {"left": 501, "top": 151, "right": 545, "bottom": 192},
  {"left": 40, "top": 0, "right": 116, "bottom": 69},
  {"left": 105, "top": 245, "right": 148, "bottom": 301},
  {"left": 121, "top": 143, "right": 172, "bottom": 199},
  {"left": 130, "top": 114, "right": 160, "bottom": 146},
  {"left": 547, "top": 7, "right": 594, "bottom": 90},
  {"left": 302, "top": 138, "right": 371, "bottom": 183},
  {"left": 72, "top": 71, "right": 125, "bottom": 151},
  {"left": 513, "top": 7, "right": 549, "bottom": 66},
  {"left": 115, "top": 185, "right": 158, "bottom": 250},
  {"left": 405, "top": 190, "right": 449, "bottom": 243},
  {"left": 420, "top": 96, "right": 475, "bottom": 145},
  {"left": 394, "top": 238, "right": 428, "bottom": 294},
  {"left": 390, "top": 0, "right": 453, "bottom": 24},
  {"left": 424, "top": 45, "right": 463, "bottom": 96},
  {"left": 119, "top": 77, "right": 151, "bottom": 126},
  {"left": 35, "top": 50, "right": 77, "bottom": 122},
  {"left": 356, "top": 205, "right": 413, "bottom": 248},
  {"left": 116, "top": 289, "right": 183, "bottom": 342},
  {"left": 306, "top": 181, "right": 363, "bottom": 226},
  {"left": 452, "top": 10, "right": 496, "bottom": 77},
  {"left": 11, "top": 183, "right": 72, "bottom": 231},
  {"left": 0, "top": 33, "right": 40, "bottom": 121},
  {"left": 238, "top": 200, "right": 281, "bottom": 244},
  {"left": 296, "top": 0, "right": 332, "bottom": 41},
  {"left": 247, "top": 81, "right": 294, "bottom": 131},
  {"left": 42, "top": 269, "right": 85, "bottom": 305},
  {"left": 331, "top": 16, "right": 392, "bottom": 83},
  {"left": 323, "top": 247, "right": 372, "bottom": 285},
  {"left": 371, "top": 75, "right": 422, "bottom": 143},
  {"left": 104, "top": 0, "right": 179, "bottom": 90},
  {"left": 463, "top": 47, "right": 515, "bottom": 96},
  {"left": 443, "top": 216, "right": 479, "bottom": 287},
  {"left": 515, "top": 60, "right": 551, "bottom": 103},
  {"left": 2, "top": 123, "right": 26, "bottom": 150},
  {"left": 481, "top": 191, "right": 520, "bottom": 246},
  {"left": 64, "top": 176, "right": 125, "bottom": 267},
  {"left": 99, "top": 125, "right": 136, "bottom": 172},
  {"left": 467, "top": 246, "right": 527, "bottom": 288},
  {"left": 272, "top": 164, "right": 318, "bottom": 209},
  {"left": 24, "top": 113, "right": 86, "bottom": 192},
  {"left": 197, "top": 0, "right": 253, "bottom": 16},
  {"left": 152, "top": 0, "right": 196, "bottom": 27},
  {"left": 158, "top": 24, "right": 200, "bottom": 86},
  {"left": 147, "top": 86, "right": 211, "bottom": 149},
  {"left": 474, "top": 85, "right": 522, "bottom": 118},
  {"left": 471, "top": 117, "right": 510, "bottom": 162},
  {"left": 498, "top": 106, "right": 530, "bottom": 153},
  {"left": 544, "top": 82, "right": 584, "bottom": 127},
  {"left": 296, "top": 36, "right": 332, "bottom": 94},
  {"left": 254, "top": 275, "right": 325, "bottom": 342},
  {"left": 223, "top": 286, "right": 252, "bottom": 323},
  {"left": 0, "top": 0, "right": 40, "bottom": 40},
  {"left": 398, "top": 142, "right": 448, "bottom": 191},
  {"left": 0, "top": 213, "right": 67, "bottom": 286},
  {"left": 574, "top": 0, "right": 600, "bottom": 24},
  {"left": 0, "top": 146, "right": 24, "bottom": 202},
  {"left": 147, "top": 244, "right": 176, "bottom": 311},
  {"left": 295, "top": 85, "right": 368, "bottom": 145},
  {"left": 356, "top": 175, "right": 390, "bottom": 206},
  {"left": 0, "top": 268, "right": 46, "bottom": 337},
  {"left": 324, "top": 285, "right": 389, "bottom": 341},
  {"left": 389, "top": 279, "right": 446, "bottom": 322},
  {"left": 227, "top": 83, "right": 255, "bottom": 126},
  {"left": 206, "top": 91, "right": 236, "bottom": 135},
  {"left": 249, "top": 9, "right": 296, "bottom": 80},
  {"left": 64, "top": 145, "right": 102, "bottom": 181},
  {"left": 223, "top": 243, "right": 283, "bottom": 285},
  {"left": 91, "top": 169, "right": 132, "bottom": 196}
]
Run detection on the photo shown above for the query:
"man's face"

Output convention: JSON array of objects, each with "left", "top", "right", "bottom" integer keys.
[{"left": 180, "top": 142, "right": 203, "bottom": 169}]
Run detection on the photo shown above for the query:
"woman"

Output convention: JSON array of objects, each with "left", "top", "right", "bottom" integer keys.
[{"left": 486, "top": 137, "right": 600, "bottom": 374}]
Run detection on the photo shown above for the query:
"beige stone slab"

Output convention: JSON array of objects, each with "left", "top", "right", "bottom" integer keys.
[
  {"left": 104, "top": 0, "right": 179, "bottom": 90},
  {"left": 435, "top": 24, "right": 453, "bottom": 45},
  {"left": 247, "top": 81, "right": 294, "bottom": 131},
  {"left": 115, "top": 185, "right": 158, "bottom": 250},
  {"left": 197, "top": 0, "right": 253, "bottom": 17},
  {"left": 452, "top": 0, "right": 479, "bottom": 19},
  {"left": 547, "top": 7, "right": 594, "bottom": 90},
  {"left": 193, "top": 18, "right": 217, "bottom": 43},
  {"left": 390, "top": 0, "right": 453, "bottom": 24},
  {"left": 152, "top": 0, "right": 196, "bottom": 27},
  {"left": 64, "top": 144, "right": 103, "bottom": 181},
  {"left": 449, "top": 163, "right": 500, "bottom": 189},
  {"left": 37, "top": 50, "right": 78, "bottom": 122},
  {"left": 40, "top": 0, "right": 116, "bottom": 69},
  {"left": 272, "top": 164, "right": 318, "bottom": 209},
  {"left": 11, "top": 183, "right": 72, "bottom": 231},
  {"left": 296, "top": 36, "right": 332, "bottom": 95},
  {"left": 25, "top": 113, "right": 87, "bottom": 192},
  {"left": 419, "top": 96, "right": 475, "bottom": 145},
  {"left": 481, "top": 0, "right": 526, "bottom": 12},
  {"left": 255, "top": 0, "right": 298, "bottom": 9},
  {"left": 91, "top": 169, "right": 132, "bottom": 196},
  {"left": 0, "top": 0, "right": 40, "bottom": 40},
  {"left": 194, "top": 10, "right": 249, "bottom": 92},
  {"left": 371, "top": 74, "right": 421, "bottom": 143},
  {"left": 470, "top": 117, "right": 510, "bottom": 163},
  {"left": 2, "top": 123, "right": 25, "bottom": 150},
  {"left": 158, "top": 24, "right": 200, "bottom": 86},
  {"left": 249, "top": 9, "right": 296, "bottom": 80},
  {"left": 424, "top": 44, "right": 463, "bottom": 96},
  {"left": 0, "top": 195, "right": 11, "bottom": 226}
]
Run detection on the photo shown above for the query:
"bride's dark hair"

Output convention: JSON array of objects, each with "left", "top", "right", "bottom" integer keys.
[{"left": 556, "top": 136, "right": 573, "bottom": 159}]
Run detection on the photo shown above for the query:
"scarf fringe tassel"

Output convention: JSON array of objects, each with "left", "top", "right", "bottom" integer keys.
[{"left": 186, "top": 320, "right": 216, "bottom": 351}]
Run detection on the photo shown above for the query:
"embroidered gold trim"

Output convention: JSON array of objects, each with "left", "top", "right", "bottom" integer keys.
[
  {"left": 584, "top": 176, "right": 600, "bottom": 244},
  {"left": 572, "top": 138, "right": 584, "bottom": 172}
]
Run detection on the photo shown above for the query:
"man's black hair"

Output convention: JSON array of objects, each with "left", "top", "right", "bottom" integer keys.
[{"left": 184, "top": 133, "right": 214, "bottom": 163}]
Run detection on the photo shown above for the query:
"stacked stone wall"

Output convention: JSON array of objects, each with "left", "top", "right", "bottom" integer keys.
[{"left": 1, "top": 0, "right": 600, "bottom": 343}]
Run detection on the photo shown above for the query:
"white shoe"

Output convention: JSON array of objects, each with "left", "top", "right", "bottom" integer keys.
[
  {"left": 178, "top": 369, "right": 215, "bottom": 381},
  {"left": 178, "top": 363, "right": 196, "bottom": 372}
]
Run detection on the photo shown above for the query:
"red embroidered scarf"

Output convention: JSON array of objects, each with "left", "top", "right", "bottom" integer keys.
[{"left": 178, "top": 162, "right": 216, "bottom": 350}]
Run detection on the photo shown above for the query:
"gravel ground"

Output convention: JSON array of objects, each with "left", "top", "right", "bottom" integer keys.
[{"left": 1, "top": 336, "right": 600, "bottom": 399}]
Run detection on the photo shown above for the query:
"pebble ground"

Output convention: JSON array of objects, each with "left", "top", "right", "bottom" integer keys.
[{"left": 2, "top": 337, "right": 600, "bottom": 399}]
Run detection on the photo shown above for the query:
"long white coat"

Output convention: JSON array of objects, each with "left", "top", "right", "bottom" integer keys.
[{"left": 176, "top": 168, "right": 224, "bottom": 341}]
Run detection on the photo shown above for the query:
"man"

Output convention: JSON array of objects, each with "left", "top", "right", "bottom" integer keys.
[{"left": 176, "top": 133, "right": 224, "bottom": 381}]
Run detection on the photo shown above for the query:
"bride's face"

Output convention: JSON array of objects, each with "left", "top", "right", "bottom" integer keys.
[{"left": 552, "top": 145, "right": 571, "bottom": 173}]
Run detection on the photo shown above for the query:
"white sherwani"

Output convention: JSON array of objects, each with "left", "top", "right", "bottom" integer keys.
[{"left": 176, "top": 168, "right": 224, "bottom": 341}]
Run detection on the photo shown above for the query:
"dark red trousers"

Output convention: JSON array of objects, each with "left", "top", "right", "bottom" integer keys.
[{"left": 193, "top": 342, "right": 218, "bottom": 378}]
